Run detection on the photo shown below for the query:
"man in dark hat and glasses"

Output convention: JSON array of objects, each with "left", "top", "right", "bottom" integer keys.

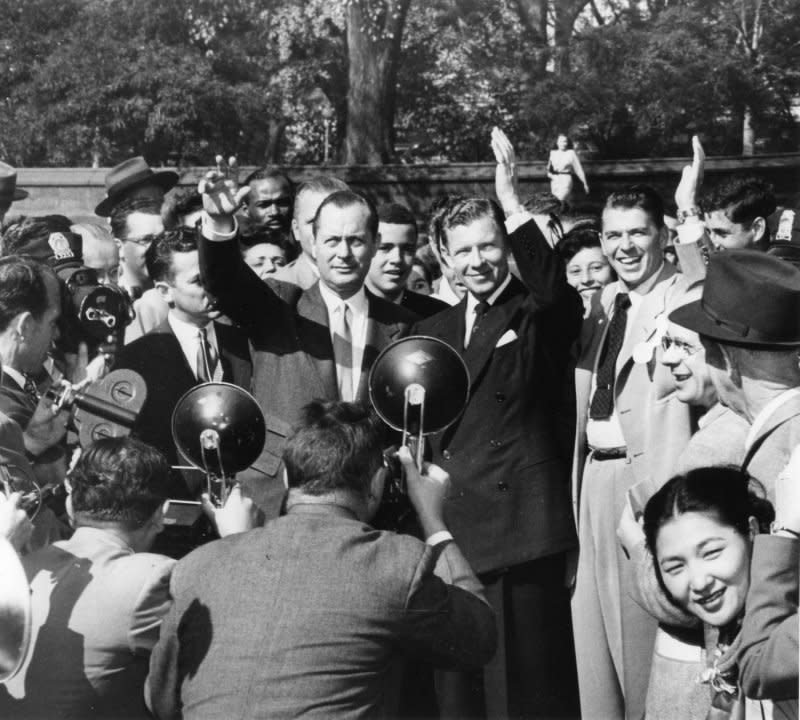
[{"left": 669, "top": 250, "right": 800, "bottom": 507}]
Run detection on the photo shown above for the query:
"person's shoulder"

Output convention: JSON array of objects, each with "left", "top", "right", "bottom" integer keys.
[
  {"left": 401, "top": 290, "right": 449, "bottom": 319},
  {"left": 368, "top": 291, "right": 418, "bottom": 326}
]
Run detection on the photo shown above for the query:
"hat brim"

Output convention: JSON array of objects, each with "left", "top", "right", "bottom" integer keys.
[
  {"left": 12, "top": 188, "right": 28, "bottom": 200},
  {"left": 94, "top": 169, "right": 180, "bottom": 216},
  {"left": 669, "top": 300, "right": 800, "bottom": 348}
]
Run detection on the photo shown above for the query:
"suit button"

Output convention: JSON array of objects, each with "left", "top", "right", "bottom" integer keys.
[
  {"left": 442, "top": 450, "right": 451, "bottom": 460},
  {"left": 497, "top": 481, "right": 509, "bottom": 491},
  {"left": 495, "top": 392, "right": 505, "bottom": 402}
]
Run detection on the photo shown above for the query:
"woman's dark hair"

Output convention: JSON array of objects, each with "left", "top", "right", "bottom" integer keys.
[
  {"left": 556, "top": 226, "right": 604, "bottom": 264},
  {"left": 644, "top": 466, "right": 775, "bottom": 557}
]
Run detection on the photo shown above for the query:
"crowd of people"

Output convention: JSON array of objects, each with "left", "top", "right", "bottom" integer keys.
[{"left": 0, "top": 127, "right": 797, "bottom": 720}]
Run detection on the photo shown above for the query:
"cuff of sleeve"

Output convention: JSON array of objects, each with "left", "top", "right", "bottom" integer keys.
[
  {"left": 505, "top": 210, "right": 534, "bottom": 234},
  {"left": 676, "top": 218, "right": 704, "bottom": 245},
  {"left": 425, "top": 530, "right": 454, "bottom": 547},
  {"left": 201, "top": 214, "right": 238, "bottom": 242}
]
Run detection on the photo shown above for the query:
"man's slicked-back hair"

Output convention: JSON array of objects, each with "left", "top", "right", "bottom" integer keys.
[
  {"left": 69, "top": 436, "right": 170, "bottom": 529},
  {"left": 109, "top": 196, "right": 162, "bottom": 241},
  {"left": 378, "top": 203, "right": 418, "bottom": 242},
  {"left": 604, "top": 184, "right": 665, "bottom": 229},
  {"left": 145, "top": 227, "right": 198, "bottom": 283},
  {"left": 243, "top": 166, "right": 293, "bottom": 191},
  {"left": 283, "top": 401, "right": 384, "bottom": 496},
  {"left": 702, "top": 177, "right": 777, "bottom": 228},
  {"left": 440, "top": 197, "right": 507, "bottom": 249},
  {"left": 312, "top": 190, "right": 379, "bottom": 241},
  {"left": 0, "top": 256, "right": 54, "bottom": 332},
  {"left": 293, "top": 175, "right": 349, "bottom": 221}
]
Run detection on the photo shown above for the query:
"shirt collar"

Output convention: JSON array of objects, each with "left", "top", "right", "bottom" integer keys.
[
  {"left": 68, "top": 526, "right": 136, "bottom": 554},
  {"left": 167, "top": 312, "right": 216, "bottom": 347},
  {"left": 2, "top": 365, "right": 26, "bottom": 391},
  {"left": 318, "top": 282, "right": 368, "bottom": 318},
  {"left": 745, "top": 387, "right": 800, "bottom": 451},
  {"left": 466, "top": 272, "right": 512, "bottom": 316}
]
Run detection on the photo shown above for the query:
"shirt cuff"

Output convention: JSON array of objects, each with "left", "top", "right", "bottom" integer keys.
[
  {"left": 425, "top": 530, "right": 454, "bottom": 547},
  {"left": 504, "top": 210, "right": 534, "bottom": 234},
  {"left": 201, "top": 214, "right": 238, "bottom": 242},
  {"left": 675, "top": 218, "right": 704, "bottom": 245}
]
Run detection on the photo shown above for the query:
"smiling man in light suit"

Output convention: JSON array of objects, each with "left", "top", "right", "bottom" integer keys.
[
  {"left": 413, "top": 129, "right": 583, "bottom": 719},
  {"left": 571, "top": 184, "right": 694, "bottom": 720}
]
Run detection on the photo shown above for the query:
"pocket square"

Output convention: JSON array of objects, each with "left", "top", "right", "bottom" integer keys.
[{"left": 496, "top": 329, "right": 518, "bottom": 347}]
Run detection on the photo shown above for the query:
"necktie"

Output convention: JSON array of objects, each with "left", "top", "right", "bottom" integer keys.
[
  {"left": 589, "top": 293, "right": 631, "bottom": 420},
  {"left": 196, "top": 327, "right": 217, "bottom": 383},
  {"left": 333, "top": 303, "right": 353, "bottom": 401},
  {"left": 23, "top": 375, "right": 39, "bottom": 402},
  {"left": 467, "top": 300, "right": 490, "bottom": 348}
]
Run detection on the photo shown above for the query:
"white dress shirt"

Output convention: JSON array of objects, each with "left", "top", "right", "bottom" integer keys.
[
  {"left": 167, "top": 312, "right": 222, "bottom": 382},
  {"left": 318, "top": 283, "right": 369, "bottom": 401}
]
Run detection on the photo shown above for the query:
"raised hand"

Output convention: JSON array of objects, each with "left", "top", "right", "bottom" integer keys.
[
  {"left": 490, "top": 127, "right": 524, "bottom": 217},
  {"left": 0, "top": 491, "right": 33, "bottom": 552},
  {"left": 675, "top": 135, "right": 705, "bottom": 215},
  {"left": 201, "top": 484, "right": 259, "bottom": 537},
  {"left": 198, "top": 155, "right": 250, "bottom": 220}
]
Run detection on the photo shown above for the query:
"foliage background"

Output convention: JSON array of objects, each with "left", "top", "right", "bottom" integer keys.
[{"left": 0, "top": 0, "right": 797, "bottom": 166}]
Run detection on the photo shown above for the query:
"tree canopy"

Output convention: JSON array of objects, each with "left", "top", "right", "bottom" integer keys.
[{"left": 0, "top": 0, "right": 797, "bottom": 166}]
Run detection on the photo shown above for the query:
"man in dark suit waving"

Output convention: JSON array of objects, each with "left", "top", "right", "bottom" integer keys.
[
  {"left": 412, "top": 129, "right": 583, "bottom": 718},
  {"left": 198, "top": 160, "right": 416, "bottom": 518}
]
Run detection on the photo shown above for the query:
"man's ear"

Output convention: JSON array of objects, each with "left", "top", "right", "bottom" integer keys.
[
  {"left": 282, "top": 467, "right": 290, "bottom": 489},
  {"left": 368, "top": 464, "right": 385, "bottom": 504},
  {"left": 751, "top": 216, "right": 767, "bottom": 244},
  {"left": 155, "top": 280, "right": 174, "bottom": 307},
  {"left": 439, "top": 240, "right": 455, "bottom": 269},
  {"left": 113, "top": 237, "right": 123, "bottom": 250},
  {"left": 747, "top": 514, "right": 759, "bottom": 541},
  {"left": 151, "top": 502, "right": 168, "bottom": 533},
  {"left": 17, "top": 311, "right": 34, "bottom": 340},
  {"left": 291, "top": 218, "right": 300, "bottom": 244}
]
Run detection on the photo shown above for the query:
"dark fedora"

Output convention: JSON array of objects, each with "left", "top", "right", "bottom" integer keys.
[
  {"left": 94, "top": 156, "right": 178, "bottom": 216},
  {"left": 670, "top": 249, "right": 800, "bottom": 347},
  {"left": 0, "top": 162, "right": 28, "bottom": 201}
]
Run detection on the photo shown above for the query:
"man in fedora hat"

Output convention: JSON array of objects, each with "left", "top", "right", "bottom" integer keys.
[
  {"left": 670, "top": 249, "right": 800, "bottom": 506},
  {"left": 0, "top": 162, "right": 29, "bottom": 221},
  {"left": 95, "top": 156, "right": 178, "bottom": 217}
]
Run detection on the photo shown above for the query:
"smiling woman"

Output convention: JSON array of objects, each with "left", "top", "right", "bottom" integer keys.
[{"left": 643, "top": 468, "right": 775, "bottom": 717}]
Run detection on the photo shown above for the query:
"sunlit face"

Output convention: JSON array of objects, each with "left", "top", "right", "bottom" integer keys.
[
  {"left": 293, "top": 189, "right": 330, "bottom": 258},
  {"left": 660, "top": 323, "right": 716, "bottom": 406},
  {"left": 82, "top": 233, "right": 120, "bottom": 286},
  {"left": 116, "top": 211, "right": 163, "bottom": 280},
  {"left": 157, "top": 250, "right": 220, "bottom": 326},
  {"left": 443, "top": 216, "right": 509, "bottom": 301},
  {"left": 23, "top": 274, "right": 61, "bottom": 373},
  {"left": 243, "top": 242, "right": 287, "bottom": 276},
  {"left": 247, "top": 178, "right": 293, "bottom": 233},
  {"left": 699, "top": 338, "right": 744, "bottom": 415},
  {"left": 601, "top": 207, "right": 664, "bottom": 290},
  {"left": 312, "top": 202, "right": 375, "bottom": 298},
  {"left": 656, "top": 511, "right": 752, "bottom": 628},
  {"left": 565, "top": 246, "right": 613, "bottom": 305},
  {"left": 367, "top": 222, "right": 416, "bottom": 299},
  {"left": 557, "top": 135, "right": 568, "bottom": 151},
  {"left": 406, "top": 265, "right": 431, "bottom": 295},
  {"left": 705, "top": 209, "right": 760, "bottom": 251}
]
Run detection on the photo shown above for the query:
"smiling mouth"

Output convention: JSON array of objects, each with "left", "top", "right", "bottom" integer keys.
[
  {"left": 694, "top": 588, "right": 725, "bottom": 609},
  {"left": 672, "top": 373, "right": 692, "bottom": 382},
  {"left": 616, "top": 256, "right": 642, "bottom": 266}
]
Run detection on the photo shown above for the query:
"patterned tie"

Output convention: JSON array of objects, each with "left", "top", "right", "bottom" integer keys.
[
  {"left": 466, "top": 300, "right": 490, "bottom": 348},
  {"left": 332, "top": 303, "right": 353, "bottom": 401},
  {"left": 196, "top": 327, "right": 217, "bottom": 383},
  {"left": 589, "top": 293, "right": 631, "bottom": 420}
]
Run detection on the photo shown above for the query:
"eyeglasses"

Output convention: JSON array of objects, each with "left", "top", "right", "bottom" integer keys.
[
  {"left": 661, "top": 334, "right": 701, "bottom": 357},
  {"left": 124, "top": 233, "right": 159, "bottom": 247}
]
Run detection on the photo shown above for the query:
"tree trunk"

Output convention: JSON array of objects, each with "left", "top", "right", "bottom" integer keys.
[
  {"left": 344, "top": 0, "right": 410, "bottom": 165},
  {"left": 552, "top": 0, "right": 589, "bottom": 74},
  {"left": 512, "top": 0, "right": 548, "bottom": 75},
  {"left": 264, "top": 118, "right": 287, "bottom": 164}
]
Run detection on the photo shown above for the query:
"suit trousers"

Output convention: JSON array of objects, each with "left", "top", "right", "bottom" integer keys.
[
  {"left": 436, "top": 554, "right": 579, "bottom": 720},
  {"left": 571, "top": 453, "right": 658, "bottom": 720}
]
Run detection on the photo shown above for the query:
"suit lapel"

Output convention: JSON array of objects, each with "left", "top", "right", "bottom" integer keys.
[
  {"left": 616, "top": 265, "right": 677, "bottom": 375},
  {"left": 461, "top": 279, "right": 524, "bottom": 389},
  {"left": 296, "top": 284, "right": 339, "bottom": 399},
  {"left": 357, "top": 291, "right": 406, "bottom": 401},
  {"left": 153, "top": 321, "right": 197, "bottom": 385},
  {"left": 745, "top": 392, "right": 800, "bottom": 467}
]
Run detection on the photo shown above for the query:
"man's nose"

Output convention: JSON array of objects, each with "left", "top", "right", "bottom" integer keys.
[{"left": 661, "top": 344, "right": 682, "bottom": 368}]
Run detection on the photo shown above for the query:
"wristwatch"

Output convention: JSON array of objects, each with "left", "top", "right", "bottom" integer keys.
[
  {"left": 677, "top": 207, "right": 704, "bottom": 223},
  {"left": 770, "top": 521, "right": 800, "bottom": 538}
]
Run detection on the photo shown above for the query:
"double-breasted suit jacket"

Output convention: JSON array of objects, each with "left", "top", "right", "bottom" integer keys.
[
  {"left": 413, "top": 218, "right": 583, "bottom": 575},
  {"left": 572, "top": 263, "right": 694, "bottom": 521},
  {"left": 200, "top": 236, "right": 416, "bottom": 514}
]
